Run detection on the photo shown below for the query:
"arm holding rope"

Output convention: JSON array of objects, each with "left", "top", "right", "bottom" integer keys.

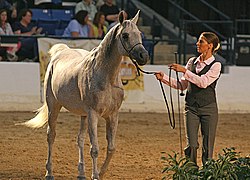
[{"left": 155, "top": 65, "right": 188, "bottom": 90}]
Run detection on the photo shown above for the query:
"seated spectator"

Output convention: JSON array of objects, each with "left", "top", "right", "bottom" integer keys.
[
  {"left": 12, "top": 9, "right": 42, "bottom": 61},
  {"left": 0, "top": 9, "right": 20, "bottom": 61},
  {"left": 75, "top": 0, "right": 97, "bottom": 22},
  {"left": 100, "top": 0, "right": 119, "bottom": 25},
  {"left": 63, "top": 10, "right": 93, "bottom": 38},
  {"left": 92, "top": 11, "right": 107, "bottom": 38},
  {"left": 0, "top": 0, "right": 17, "bottom": 24},
  {"left": 13, "top": 9, "right": 42, "bottom": 36},
  {"left": 0, "top": 9, "right": 12, "bottom": 34}
]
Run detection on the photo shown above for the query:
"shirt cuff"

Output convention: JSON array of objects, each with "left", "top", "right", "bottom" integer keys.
[
  {"left": 162, "top": 73, "right": 170, "bottom": 84},
  {"left": 183, "top": 69, "right": 192, "bottom": 80}
]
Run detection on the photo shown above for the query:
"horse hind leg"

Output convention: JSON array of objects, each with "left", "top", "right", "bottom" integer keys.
[
  {"left": 77, "top": 116, "right": 87, "bottom": 180},
  {"left": 99, "top": 113, "right": 119, "bottom": 179},
  {"left": 45, "top": 103, "right": 62, "bottom": 180}
]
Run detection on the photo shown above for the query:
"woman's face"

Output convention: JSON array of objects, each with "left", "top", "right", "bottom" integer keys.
[
  {"left": 99, "top": 15, "right": 105, "bottom": 25},
  {"left": 0, "top": 11, "right": 7, "bottom": 23},
  {"left": 84, "top": 15, "right": 89, "bottom": 23},
  {"left": 196, "top": 35, "right": 212, "bottom": 54}
]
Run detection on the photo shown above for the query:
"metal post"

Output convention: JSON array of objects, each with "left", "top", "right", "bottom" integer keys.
[{"left": 183, "top": 21, "right": 187, "bottom": 64}]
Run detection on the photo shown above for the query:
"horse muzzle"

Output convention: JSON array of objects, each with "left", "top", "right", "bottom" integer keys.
[{"left": 130, "top": 45, "right": 149, "bottom": 66}]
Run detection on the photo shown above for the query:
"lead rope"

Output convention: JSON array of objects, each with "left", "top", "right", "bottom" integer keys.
[
  {"left": 132, "top": 53, "right": 186, "bottom": 156},
  {"left": 118, "top": 33, "right": 175, "bottom": 129},
  {"left": 168, "top": 68, "right": 175, "bottom": 129},
  {"left": 131, "top": 60, "right": 176, "bottom": 129}
]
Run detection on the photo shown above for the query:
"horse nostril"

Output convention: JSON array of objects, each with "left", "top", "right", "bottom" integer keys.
[
  {"left": 138, "top": 52, "right": 149, "bottom": 65},
  {"left": 139, "top": 53, "right": 143, "bottom": 59}
]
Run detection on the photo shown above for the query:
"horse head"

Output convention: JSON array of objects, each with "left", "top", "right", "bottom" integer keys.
[{"left": 117, "top": 10, "right": 149, "bottom": 66}]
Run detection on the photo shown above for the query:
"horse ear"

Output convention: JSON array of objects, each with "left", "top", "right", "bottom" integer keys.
[
  {"left": 131, "top": 10, "right": 140, "bottom": 24},
  {"left": 118, "top": 11, "right": 125, "bottom": 24}
]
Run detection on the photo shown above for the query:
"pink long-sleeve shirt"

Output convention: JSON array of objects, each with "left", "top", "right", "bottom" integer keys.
[{"left": 161, "top": 55, "right": 221, "bottom": 90}]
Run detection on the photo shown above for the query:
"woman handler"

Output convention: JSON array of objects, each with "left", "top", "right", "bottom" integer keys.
[{"left": 155, "top": 32, "right": 221, "bottom": 165}]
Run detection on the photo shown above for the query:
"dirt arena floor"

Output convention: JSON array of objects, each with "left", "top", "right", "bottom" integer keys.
[{"left": 0, "top": 111, "right": 249, "bottom": 180}]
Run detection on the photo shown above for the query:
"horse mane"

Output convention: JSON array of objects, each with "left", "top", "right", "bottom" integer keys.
[
  {"left": 105, "top": 23, "right": 120, "bottom": 58},
  {"left": 81, "top": 23, "right": 121, "bottom": 72}
]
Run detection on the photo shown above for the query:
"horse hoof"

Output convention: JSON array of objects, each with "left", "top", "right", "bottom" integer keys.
[
  {"left": 77, "top": 176, "right": 86, "bottom": 180},
  {"left": 91, "top": 176, "right": 99, "bottom": 180},
  {"left": 45, "top": 175, "right": 54, "bottom": 180}
]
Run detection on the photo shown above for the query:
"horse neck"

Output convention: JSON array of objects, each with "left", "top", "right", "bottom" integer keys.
[{"left": 96, "top": 31, "right": 123, "bottom": 83}]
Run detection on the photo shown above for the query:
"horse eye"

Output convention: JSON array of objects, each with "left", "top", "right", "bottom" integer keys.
[{"left": 122, "top": 33, "right": 129, "bottom": 40}]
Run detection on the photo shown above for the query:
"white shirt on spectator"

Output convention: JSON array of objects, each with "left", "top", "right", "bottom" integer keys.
[{"left": 0, "top": 23, "right": 14, "bottom": 35}]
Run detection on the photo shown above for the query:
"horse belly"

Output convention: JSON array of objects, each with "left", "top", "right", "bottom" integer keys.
[
  {"left": 96, "top": 88, "right": 124, "bottom": 117},
  {"left": 51, "top": 76, "right": 87, "bottom": 115},
  {"left": 57, "top": 90, "right": 123, "bottom": 117},
  {"left": 58, "top": 93, "right": 87, "bottom": 115},
  {"left": 63, "top": 104, "right": 87, "bottom": 116}
]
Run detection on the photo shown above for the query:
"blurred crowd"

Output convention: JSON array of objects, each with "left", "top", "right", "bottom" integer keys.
[{"left": 0, "top": 0, "right": 124, "bottom": 62}]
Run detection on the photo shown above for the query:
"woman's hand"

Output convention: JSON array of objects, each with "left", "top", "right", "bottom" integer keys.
[
  {"left": 154, "top": 71, "right": 164, "bottom": 81},
  {"left": 169, "top": 63, "right": 187, "bottom": 73}
]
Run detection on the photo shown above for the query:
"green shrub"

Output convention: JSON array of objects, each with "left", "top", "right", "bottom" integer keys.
[
  {"left": 161, "top": 147, "right": 250, "bottom": 180},
  {"left": 234, "top": 155, "right": 250, "bottom": 180},
  {"left": 199, "top": 147, "right": 239, "bottom": 179},
  {"left": 161, "top": 151, "right": 199, "bottom": 180}
]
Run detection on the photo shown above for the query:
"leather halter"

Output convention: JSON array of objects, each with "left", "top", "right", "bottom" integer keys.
[{"left": 118, "top": 28, "right": 143, "bottom": 61}]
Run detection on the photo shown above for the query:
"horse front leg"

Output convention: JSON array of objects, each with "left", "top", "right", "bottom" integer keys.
[
  {"left": 87, "top": 110, "right": 99, "bottom": 180},
  {"left": 45, "top": 105, "right": 61, "bottom": 180},
  {"left": 99, "top": 112, "right": 118, "bottom": 179},
  {"left": 77, "top": 116, "right": 87, "bottom": 180}
]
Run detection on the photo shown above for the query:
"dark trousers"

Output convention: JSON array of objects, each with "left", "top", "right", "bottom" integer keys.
[
  {"left": 17, "top": 37, "right": 38, "bottom": 60},
  {"left": 184, "top": 102, "right": 218, "bottom": 166}
]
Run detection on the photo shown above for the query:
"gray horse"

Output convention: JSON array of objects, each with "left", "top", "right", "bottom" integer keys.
[{"left": 21, "top": 10, "right": 149, "bottom": 180}]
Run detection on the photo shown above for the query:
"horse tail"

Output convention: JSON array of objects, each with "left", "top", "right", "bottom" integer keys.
[
  {"left": 48, "top": 43, "right": 69, "bottom": 58},
  {"left": 17, "top": 103, "right": 48, "bottom": 129}
]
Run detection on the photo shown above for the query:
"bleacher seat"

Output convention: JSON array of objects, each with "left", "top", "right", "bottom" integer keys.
[
  {"left": 51, "top": 9, "right": 73, "bottom": 20},
  {"left": 142, "top": 40, "right": 154, "bottom": 61},
  {"left": 55, "top": 29, "right": 65, "bottom": 36},
  {"left": 37, "top": 19, "right": 60, "bottom": 35},
  {"left": 31, "top": 9, "right": 52, "bottom": 20},
  {"left": 30, "top": 8, "right": 73, "bottom": 35},
  {"left": 59, "top": 19, "right": 70, "bottom": 29}
]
